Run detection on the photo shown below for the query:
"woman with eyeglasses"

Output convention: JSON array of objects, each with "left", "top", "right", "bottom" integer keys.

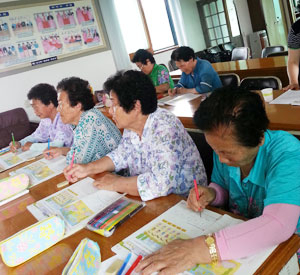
[
  {"left": 44, "top": 76, "right": 121, "bottom": 164},
  {"left": 64, "top": 70, "right": 207, "bottom": 201}
]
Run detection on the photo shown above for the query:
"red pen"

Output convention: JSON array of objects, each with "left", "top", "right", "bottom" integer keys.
[{"left": 125, "top": 255, "right": 142, "bottom": 275}]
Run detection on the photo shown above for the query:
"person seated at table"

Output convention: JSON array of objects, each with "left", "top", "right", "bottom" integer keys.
[
  {"left": 168, "top": 46, "right": 222, "bottom": 96},
  {"left": 43, "top": 77, "right": 121, "bottom": 164},
  {"left": 64, "top": 70, "right": 207, "bottom": 201},
  {"left": 132, "top": 49, "right": 174, "bottom": 94},
  {"left": 10, "top": 83, "right": 73, "bottom": 152},
  {"left": 283, "top": 19, "right": 300, "bottom": 91},
  {"left": 137, "top": 87, "right": 300, "bottom": 274}
]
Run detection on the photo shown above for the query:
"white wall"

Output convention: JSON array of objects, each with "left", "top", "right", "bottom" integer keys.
[
  {"left": 0, "top": 50, "right": 117, "bottom": 121},
  {"left": 179, "top": 0, "right": 206, "bottom": 51},
  {"left": 233, "top": 0, "right": 253, "bottom": 48}
]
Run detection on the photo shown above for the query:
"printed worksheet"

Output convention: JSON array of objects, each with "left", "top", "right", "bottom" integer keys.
[
  {"left": 12, "top": 156, "right": 66, "bottom": 187},
  {"left": 112, "top": 200, "right": 277, "bottom": 275},
  {"left": 27, "top": 177, "right": 124, "bottom": 238},
  {"left": 0, "top": 150, "right": 41, "bottom": 172}
]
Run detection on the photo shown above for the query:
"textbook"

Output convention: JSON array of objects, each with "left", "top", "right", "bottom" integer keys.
[
  {"left": 112, "top": 200, "right": 277, "bottom": 275},
  {"left": 86, "top": 197, "right": 145, "bottom": 237},
  {"left": 27, "top": 177, "right": 124, "bottom": 238},
  {"left": 0, "top": 149, "right": 41, "bottom": 172},
  {"left": 10, "top": 156, "right": 67, "bottom": 188}
]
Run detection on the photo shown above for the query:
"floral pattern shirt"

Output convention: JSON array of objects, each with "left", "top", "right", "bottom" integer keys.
[
  {"left": 66, "top": 108, "right": 121, "bottom": 164},
  {"left": 107, "top": 108, "right": 207, "bottom": 201},
  {"left": 149, "top": 63, "right": 174, "bottom": 88},
  {"left": 20, "top": 112, "right": 73, "bottom": 151}
]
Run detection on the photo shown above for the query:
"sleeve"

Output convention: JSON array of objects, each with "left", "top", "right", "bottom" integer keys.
[
  {"left": 157, "top": 66, "right": 171, "bottom": 85},
  {"left": 53, "top": 122, "right": 73, "bottom": 147},
  {"left": 195, "top": 68, "right": 214, "bottom": 94},
  {"left": 209, "top": 182, "right": 228, "bottom": 206},
  {"left": 106, "top": 134, "right": 129, "bottom": 171},
  {"left": 216, "top": 203, "right": 300, "bottom": 260},
  {"left": 136, "top": 125, "right": 187, "bottom": 201},
  {"left": 174, "top": 74, "right": 186, "bottom": 89}
]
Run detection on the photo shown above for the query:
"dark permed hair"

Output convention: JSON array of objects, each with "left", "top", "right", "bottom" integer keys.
[
  {"left": 27, "top": 83, "right": 58, "bottom": 107},
  {"left": 171, "top": 46, "right": 195, "bottom": 62},
  {"left": 131, "top": 49, "right": 156, "bottom": 64}
]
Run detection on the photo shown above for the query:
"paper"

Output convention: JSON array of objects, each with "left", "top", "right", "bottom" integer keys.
[
  {"left": 11, "top": 156, "right": 67, "bottom": 188},
  {"left": 0, "top": 150, "right": 41, "bottom": 172},
  {"left": 158, "top": 94, "right": 201, "bottom": 106},
  {"left": 27, "top": 177, "right": 124, "bottom": 238},
  {"left": 270, "top": 89, "right": 300, "bottom": 105},
  {"left": 112, "top": 200, "right": 277, "bottom": 275}
]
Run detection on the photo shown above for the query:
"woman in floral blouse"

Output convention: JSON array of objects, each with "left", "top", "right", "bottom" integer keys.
[
  {"left": 64, "top": 70, "right": 207, "bottom": 201},
  {"left": 44, "top": 77, "right": 121, "bottom": 164}
]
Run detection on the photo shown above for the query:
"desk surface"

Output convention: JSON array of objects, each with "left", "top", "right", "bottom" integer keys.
[
  {"left": 160, "top": 90, "right": 300, "bottom": 133},
  {"left": 170, "top": 56, "right": 289, "bottom": 86},
  {"left": 0, "top": 174, "right": 299, "bottom": 274}
]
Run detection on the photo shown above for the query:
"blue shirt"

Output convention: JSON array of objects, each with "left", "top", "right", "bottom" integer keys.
[
  {"left": 211, "top": 130, "right": 300, "bottom": 232},
  {"left": 66, "top": 108, "right": 121, "bottom": 164},
  {"left": 175, "top": 58, "right": 222, "bottom": 94}
]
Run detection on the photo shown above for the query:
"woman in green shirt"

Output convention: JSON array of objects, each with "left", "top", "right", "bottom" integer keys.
[{"left": 132, "top": 49, "right": 174, "bottom": 94}]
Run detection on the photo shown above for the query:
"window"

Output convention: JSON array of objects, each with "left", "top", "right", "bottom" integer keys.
[
  {"left": 226, "top": 0, "right": 240, "bottom": 37},
  {"left": 202, "top": 0, "right": 230, "bottom": 46},
  {"left": 114, "top": 0, "right": 177, "bottom": 55}
]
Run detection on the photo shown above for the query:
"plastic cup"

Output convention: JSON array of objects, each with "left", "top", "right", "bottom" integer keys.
[{"left": 261, "top": 88, "right": 273, "bottom": 102}]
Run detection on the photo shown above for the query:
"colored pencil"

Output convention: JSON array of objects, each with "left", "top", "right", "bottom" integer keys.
[{"left": 125, "top": 255, "right": 143, "bottom": 275}]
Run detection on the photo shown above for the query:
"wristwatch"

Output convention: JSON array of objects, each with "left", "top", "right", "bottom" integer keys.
[{"left": 205, "top": 234, "right": 218, "bottom": 265}]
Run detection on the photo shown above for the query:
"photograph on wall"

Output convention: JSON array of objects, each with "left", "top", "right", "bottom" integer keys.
[
  {"left": 0, "top": 19, "right": 10, "bottom": 42},
  {"left": 10, "top": 16, "right": 33, "bottom": 38},
  {"left": 17, "top": 39, "right": 42, "bottom": 61},
  {"left": 82, "top": 26, "right": 100, "bottom": 46},
  {"left": 0, "top": 43, "right": 18, "bottom": 65},
  {"left": 76, "top": 6, "right": 94, "bottom": 25},
  {"left": 0, "top": 0, "right": 107, "bottom": 74},
  {"left": 55, "top": 9, "right": 76, "bottom": 29},
  {"left": 34, "top": 12, "right": 57, "bottom": 33},
  {"left": 41, "top": 34, "right": 63, "bottom": 55},
  {"left": 62, "top": 30, "right": 82, "bottom": 52}
]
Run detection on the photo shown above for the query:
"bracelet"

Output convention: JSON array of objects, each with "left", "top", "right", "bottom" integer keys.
[{"left": 205, "top": 234, "right": 218, "bottom": 265}]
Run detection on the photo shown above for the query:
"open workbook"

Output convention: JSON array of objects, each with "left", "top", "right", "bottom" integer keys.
[
  {"left": 111, "top": 200, "right": 277, "bottom": 275},
  {"left": 27, "top": 177, "right": 124, "bottom": 238}
]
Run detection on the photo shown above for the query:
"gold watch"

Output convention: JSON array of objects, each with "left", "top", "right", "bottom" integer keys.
[{"left": 205, "top": 234, "right": 218, "bottom": 265}]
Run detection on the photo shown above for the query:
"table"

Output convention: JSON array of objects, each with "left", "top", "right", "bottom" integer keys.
[
  {"left": 0, "top": 174, "right": 299, "bottom": 274},
  {"left": 170, "top": 56, "right": 289, "bottom": 87},
  {"left": 161, "top": 90, "right": 300, "bottom": 134}
]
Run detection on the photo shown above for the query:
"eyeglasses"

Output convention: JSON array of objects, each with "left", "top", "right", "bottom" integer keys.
[{"left": 137, "top": 64, "right": 144, "bottom": 71}]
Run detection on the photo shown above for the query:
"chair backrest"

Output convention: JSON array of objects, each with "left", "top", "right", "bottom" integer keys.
[
  {"left": 231, "top": 47, "right": 250, "bottom": 61},
  {"left": 266, "top": 50, "right": 288, "bottom": 57},
  {"left": 219, "top": 73, "right": 240, "bottom": 88},
  {"left": 168, "top": 60, "right": 178, "bottom": 72},
  {"left": 261, "top": 46, "right": 285, "bottom": 58},
  {"left": 240, "top": 76, "right": 282, "bottom": 90}
]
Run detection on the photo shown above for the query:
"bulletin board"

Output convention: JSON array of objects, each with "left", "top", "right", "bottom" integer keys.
[{"left": 0, "top": 0, "right": 107, "bottom": 75}]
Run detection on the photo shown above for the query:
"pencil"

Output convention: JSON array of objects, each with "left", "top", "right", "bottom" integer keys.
[
  {"left": 193, "top": 174, "right": 201, "bottom": 217},
  {"left": 125, "top": 255, "right": 142, "bottom": 275},
  {"left": 11, "top": 132, "right": 15, "bottom": 147},
  {"left": 47, "top": 138, "right": 50, "bottom": 156}
]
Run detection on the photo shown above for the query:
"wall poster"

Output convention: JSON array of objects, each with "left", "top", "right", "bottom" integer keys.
[{"left": 0, "top": 0, "right": 106, "bottom": 74}]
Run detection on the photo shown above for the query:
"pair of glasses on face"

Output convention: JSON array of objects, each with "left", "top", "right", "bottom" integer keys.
[{"left": 137, "top": 64, "right": 145, "bottom": 71}]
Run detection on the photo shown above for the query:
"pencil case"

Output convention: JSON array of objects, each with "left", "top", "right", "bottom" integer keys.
[
  {"left": 62, "top": 238, "right": 101, "bottom": 275},
  {"left": 0, "top": 173, "right": 29, "bottom": 201},
  {"left": 0, "top": 215, "right": 65, "bottom": 267}
]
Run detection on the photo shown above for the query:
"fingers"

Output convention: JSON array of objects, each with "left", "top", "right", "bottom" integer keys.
[{"left": 187, "top": 188, "right": 200, "bottom": 212}]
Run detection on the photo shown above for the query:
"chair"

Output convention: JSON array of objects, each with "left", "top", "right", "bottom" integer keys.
[
  {"left": 168, "top": 60, "right": 178, "bottom": 72},
  {"left": 219, "top": 42, "right": 235, "bottom": 52},
  {"left": 261, "top": 46, "right": 285, "bottom": 58},
  {"left": 266, "top": 50, "right": 288, "bottom": 57},
  {"left": 240, "top": 76, "right": 282, "bottom": 90},
  {"left": 231, "top": 47, "right": 250, "bottom": 61},
  {"left": 219, "top": 73, "right": 240, "bottom": 88}
]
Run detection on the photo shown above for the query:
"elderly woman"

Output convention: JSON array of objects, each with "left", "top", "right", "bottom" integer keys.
[
  {"left": 64, "top": 70, "right": 207, "bottom": 201},
  {"left": 44, "top": 77, "right": 121, "bottom": 164}
]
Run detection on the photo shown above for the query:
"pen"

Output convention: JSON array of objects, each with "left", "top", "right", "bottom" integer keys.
[
  {"left": 68, "top": 150, "right": 75, "bottom": 181},
  {"left": 47, "top": 138, "right": 50, "bottom": 156},
  {"left": 0, "top": 147, "right": 9, "bottom": 155},
  {"left": 193, "top": 174, "right": 201, "bottom": 217},
  {"left": 125, "top": 255, "right": 143, "bottom": 275},
  {"left": 11, "top": 132, "right": 15, "bottom": 147},
  {"left": 117, "top": 253, "right": 132, "bottom": 275}
]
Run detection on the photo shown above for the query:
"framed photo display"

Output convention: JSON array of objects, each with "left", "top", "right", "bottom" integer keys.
[{"left": 0, "top": 0, "right": 107, "bottom": 74}]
